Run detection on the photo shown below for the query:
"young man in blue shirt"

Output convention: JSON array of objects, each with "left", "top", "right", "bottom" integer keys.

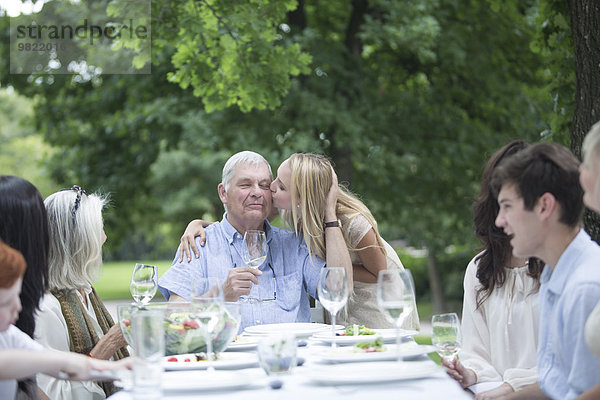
[{"left": 492, "top": 142, "right": 600, "bottom": 399}]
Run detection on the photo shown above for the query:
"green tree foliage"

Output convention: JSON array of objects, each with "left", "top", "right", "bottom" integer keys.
[
  {"left": 0, "top": 88, "right": 58, "bottom": 196},
  {"left": 0, "top": 1, "right": 557, "bottom": 307},
  {"left": 150, "top": 0, "right": 312, "bottom": 112},
  {"left": 530, "top": 0, "right": 574, "bottom": 145}
]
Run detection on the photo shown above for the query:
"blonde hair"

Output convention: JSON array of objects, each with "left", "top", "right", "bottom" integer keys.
[
  {"left": 44, "top": 188, "right": 106, "bottom": 290},
  {"left": 281, "top": 153, "right": 385, "bottom": 260},
  {"left": 582, "top": 121, "right": 600, "bottom": 204}
]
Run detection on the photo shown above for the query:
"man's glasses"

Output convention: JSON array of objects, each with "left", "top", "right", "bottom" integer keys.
[
  {"left": 59, "top": 185, "right": 88, "bottom": 220},
  {"left": 260, "top": 263, "right": 277, "bottom": 302}
]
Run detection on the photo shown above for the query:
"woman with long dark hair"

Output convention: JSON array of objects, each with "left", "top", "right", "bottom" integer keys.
[
  {"left": 443, "top": 142, "right": 544, "bottom": 399},
  {"left": 0, "top": 176, "right": 49, "bottom": 338},
  {"left": 0, "top": 175, "right": 50, "bottom": 399}
]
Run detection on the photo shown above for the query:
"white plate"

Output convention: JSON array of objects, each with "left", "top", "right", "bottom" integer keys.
[
  {"left": 316, "top": 342, "right": 437, "bottom": 363},
  {"left": 306, "top": 360, "right": 441, "bottom": 385},
  {"left": 244, "top": 322, "right": 343, "bottom": 338},
  {"left": 311, "top": 328, "right": 418, "bottom": 345},
  {"left": 225, "top": 335, "right": 260, "bottom": 351},
  {"left": 163, "top": 351, "right": 258, "bottom": 370},
  {"left": 163, "top": 370, "right": 253, "bottom": 392}
]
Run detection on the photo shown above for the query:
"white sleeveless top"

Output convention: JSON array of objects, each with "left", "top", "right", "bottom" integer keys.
[{"left": 336, "top": 214, "right": 420, "bottom": 330}]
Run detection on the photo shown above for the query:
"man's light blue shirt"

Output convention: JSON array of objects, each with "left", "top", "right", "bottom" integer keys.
[
  {"left": 537, "top": 229, "right": 600, "bottom": 399},
  {"left": 158, "top": 216, "right": 325, "bottom": 331}
]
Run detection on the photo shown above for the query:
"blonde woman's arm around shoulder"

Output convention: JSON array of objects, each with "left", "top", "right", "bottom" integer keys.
[
  {"left": 178, "top": 219, "right": 214, "bottom": 262},
  {"left": 353, "top": 228, "right": 387, "bottom": 283},
  {"left": 324, "top": 169, "right": 353, "bottom": 291}
]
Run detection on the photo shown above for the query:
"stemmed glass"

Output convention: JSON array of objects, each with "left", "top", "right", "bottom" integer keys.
[
  {"left": 242, "top": 230, "right": 267, "bottom": 268},
  {"left": 191, "top": 277, "right": 224, "bottom": 372},
  {"left": 240, "top": 230, "right": 267, "bottom": 303},
  {"left": 130, "top": 263, "right": 158, "bottom": 306},
  {"left": 317, "top": 267, "right": 349, "bottom": 349},
  {"left": 431, "top": 312, "right": 461, "bottom": 362},
  {"left": 377, "top": 269, "right": 415, "bottom": 361}
]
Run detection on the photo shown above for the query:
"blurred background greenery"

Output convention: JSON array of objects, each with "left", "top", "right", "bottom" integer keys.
[{"left": 1, "top": 0, "right": 597, "bottom": 317}]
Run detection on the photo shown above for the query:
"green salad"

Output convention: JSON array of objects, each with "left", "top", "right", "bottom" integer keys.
[
  {"left": 344, "top": 324, "right": 375, "bottom": 336},
  {"left": 354, "top": 337, "right": 384, "bottom": 352},
  {"left": 120, "top": 303, "right": 239, "bottom": 356}
]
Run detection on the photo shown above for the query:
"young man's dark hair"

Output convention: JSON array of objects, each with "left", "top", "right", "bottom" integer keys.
[{"left": 491, "top": 141, "right": 583, "bottom": 227}]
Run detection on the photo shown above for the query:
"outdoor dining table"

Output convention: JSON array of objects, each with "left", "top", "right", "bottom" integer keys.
[{"left": 108, "top": 339, "right": 473, "bottom": 400}]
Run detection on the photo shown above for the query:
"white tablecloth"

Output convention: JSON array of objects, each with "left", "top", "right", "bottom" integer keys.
[{"left": 108, "top": 342, "right": 472, "bottom": 400}]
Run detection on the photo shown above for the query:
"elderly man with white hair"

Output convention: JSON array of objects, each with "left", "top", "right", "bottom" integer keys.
[{"left": 158, "top": 151, "right": 353, "bottom": 330}]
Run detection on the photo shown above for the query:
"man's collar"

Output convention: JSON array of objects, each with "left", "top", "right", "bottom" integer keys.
[
  {"left": 543, "top": 228, "right": 589, "bottom": 295},
  {"left": 220, "top": 213, "right": 273, "bottom": 245}
]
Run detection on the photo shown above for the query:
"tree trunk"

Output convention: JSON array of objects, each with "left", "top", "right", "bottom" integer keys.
[
  {"left": 287, "top": 0, "right": 306, "bottom": 30},
  {"left": 426, "top": 248, "right": 445, "bottom": 314},
  {"left": 567, "top": 0, "right": 600, "bottom": 243}
]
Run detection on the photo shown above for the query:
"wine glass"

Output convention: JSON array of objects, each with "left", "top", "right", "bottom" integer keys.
[
  {"left": 317, "top": 267, "right": 349, "bottom": 349},
  {"left": 241, "top": 230, "right": 267, "bottom": 268},
  {"left": 431, "top": 312, "right": 461, "bottom": 362},
  {"left": 130, "top": 264, "right": 158, "bottom": 306},
  {"left": 240, "top": 230, "right": 267, "bottom": 303},
  {"left": 191, "top": 277, "right": 224, "bottom": 372},
  {"left": 377, "top": 269, "right": 415, "bottom": 361}
]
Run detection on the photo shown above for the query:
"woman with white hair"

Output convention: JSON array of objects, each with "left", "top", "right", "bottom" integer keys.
[
  {"left": 34, "top": 186, "right": 128, "bottom": 400},
  {"left": 577, "top": 122, "right": 600, "bottom": 400}
]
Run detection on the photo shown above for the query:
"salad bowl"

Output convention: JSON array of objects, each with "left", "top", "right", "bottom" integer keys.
[{"left": 117, "top": 301, "right": 240, "bottom": 356}]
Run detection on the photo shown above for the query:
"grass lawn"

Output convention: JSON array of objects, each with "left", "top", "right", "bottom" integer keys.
[{"left": 95, "top": 260, "right": 173, "bottom": 300}]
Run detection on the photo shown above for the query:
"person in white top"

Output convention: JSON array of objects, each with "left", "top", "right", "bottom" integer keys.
[
  {"left": 576, "top": 121, "right": 600, "bottom": 400},
  {"left": 443, "top": 141, "right": 544, "bottom": 399},
  {"left": 0, "top": 239, "right": 131, "bottom": 400},
  {"left": 34, "top": 186, "right": 129, "bottom": 400}
]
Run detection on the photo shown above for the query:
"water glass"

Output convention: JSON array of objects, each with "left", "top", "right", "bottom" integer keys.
[
  {"left": 317, "top": 267, "right": 349, "bottom": 349},
  {"left": 377, "top": 269, "right": 416, "bottom": 361},
  {"left": 432, "top": 312, "right": 461, "bottom": 362},
  {"left": 257, "top": 334, "right": 297, "bottom": 376},
  {"left": 191, "top": 277, "right": 224, "bottom": 371},
  {"left": 116, "top": 303, "right": 138, "bottom": 349},
  {"left": 132, "top": 309, "right": 165, "bottom": 400},
  {"left": 130, "top": 263, "right": 158, "bottom": 305},
  {"left": 242, "top": 230, "right": 267, "bottom": 268}
]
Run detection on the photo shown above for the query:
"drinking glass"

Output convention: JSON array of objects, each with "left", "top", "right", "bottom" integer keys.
[
  {"left": 117, "top": 303, "right": 137, "bottom": 348},
  {"left": 317, "top": 267, "right": 349, "bottom": 349},
  {"left": 240, "top": 230, "right": 267, "bottom": 303},
  {"left": 241, "top": 230, "right": 267, "bottom": 268},
  {"left": 431, "top": 312, "right": 461, "bottom": 362},
  {"left": 131, "top": 308, "right": 165, "bottom": 400},
  {"left": 130, "top": 263, "right": 158, "bottom": 305},
  {"left": 191, "top": 277, "right": 224, "bottom": 372},
  {"left": 377, "top": 269, "right": 415, "bottom": 361},
  {"left": 257, "top": 333, "right": 297, "bottom": 381}
]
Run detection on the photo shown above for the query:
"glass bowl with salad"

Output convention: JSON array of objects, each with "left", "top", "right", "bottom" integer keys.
[{"left": 117, "top": 302, "right": 240, "bottom": 356}]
